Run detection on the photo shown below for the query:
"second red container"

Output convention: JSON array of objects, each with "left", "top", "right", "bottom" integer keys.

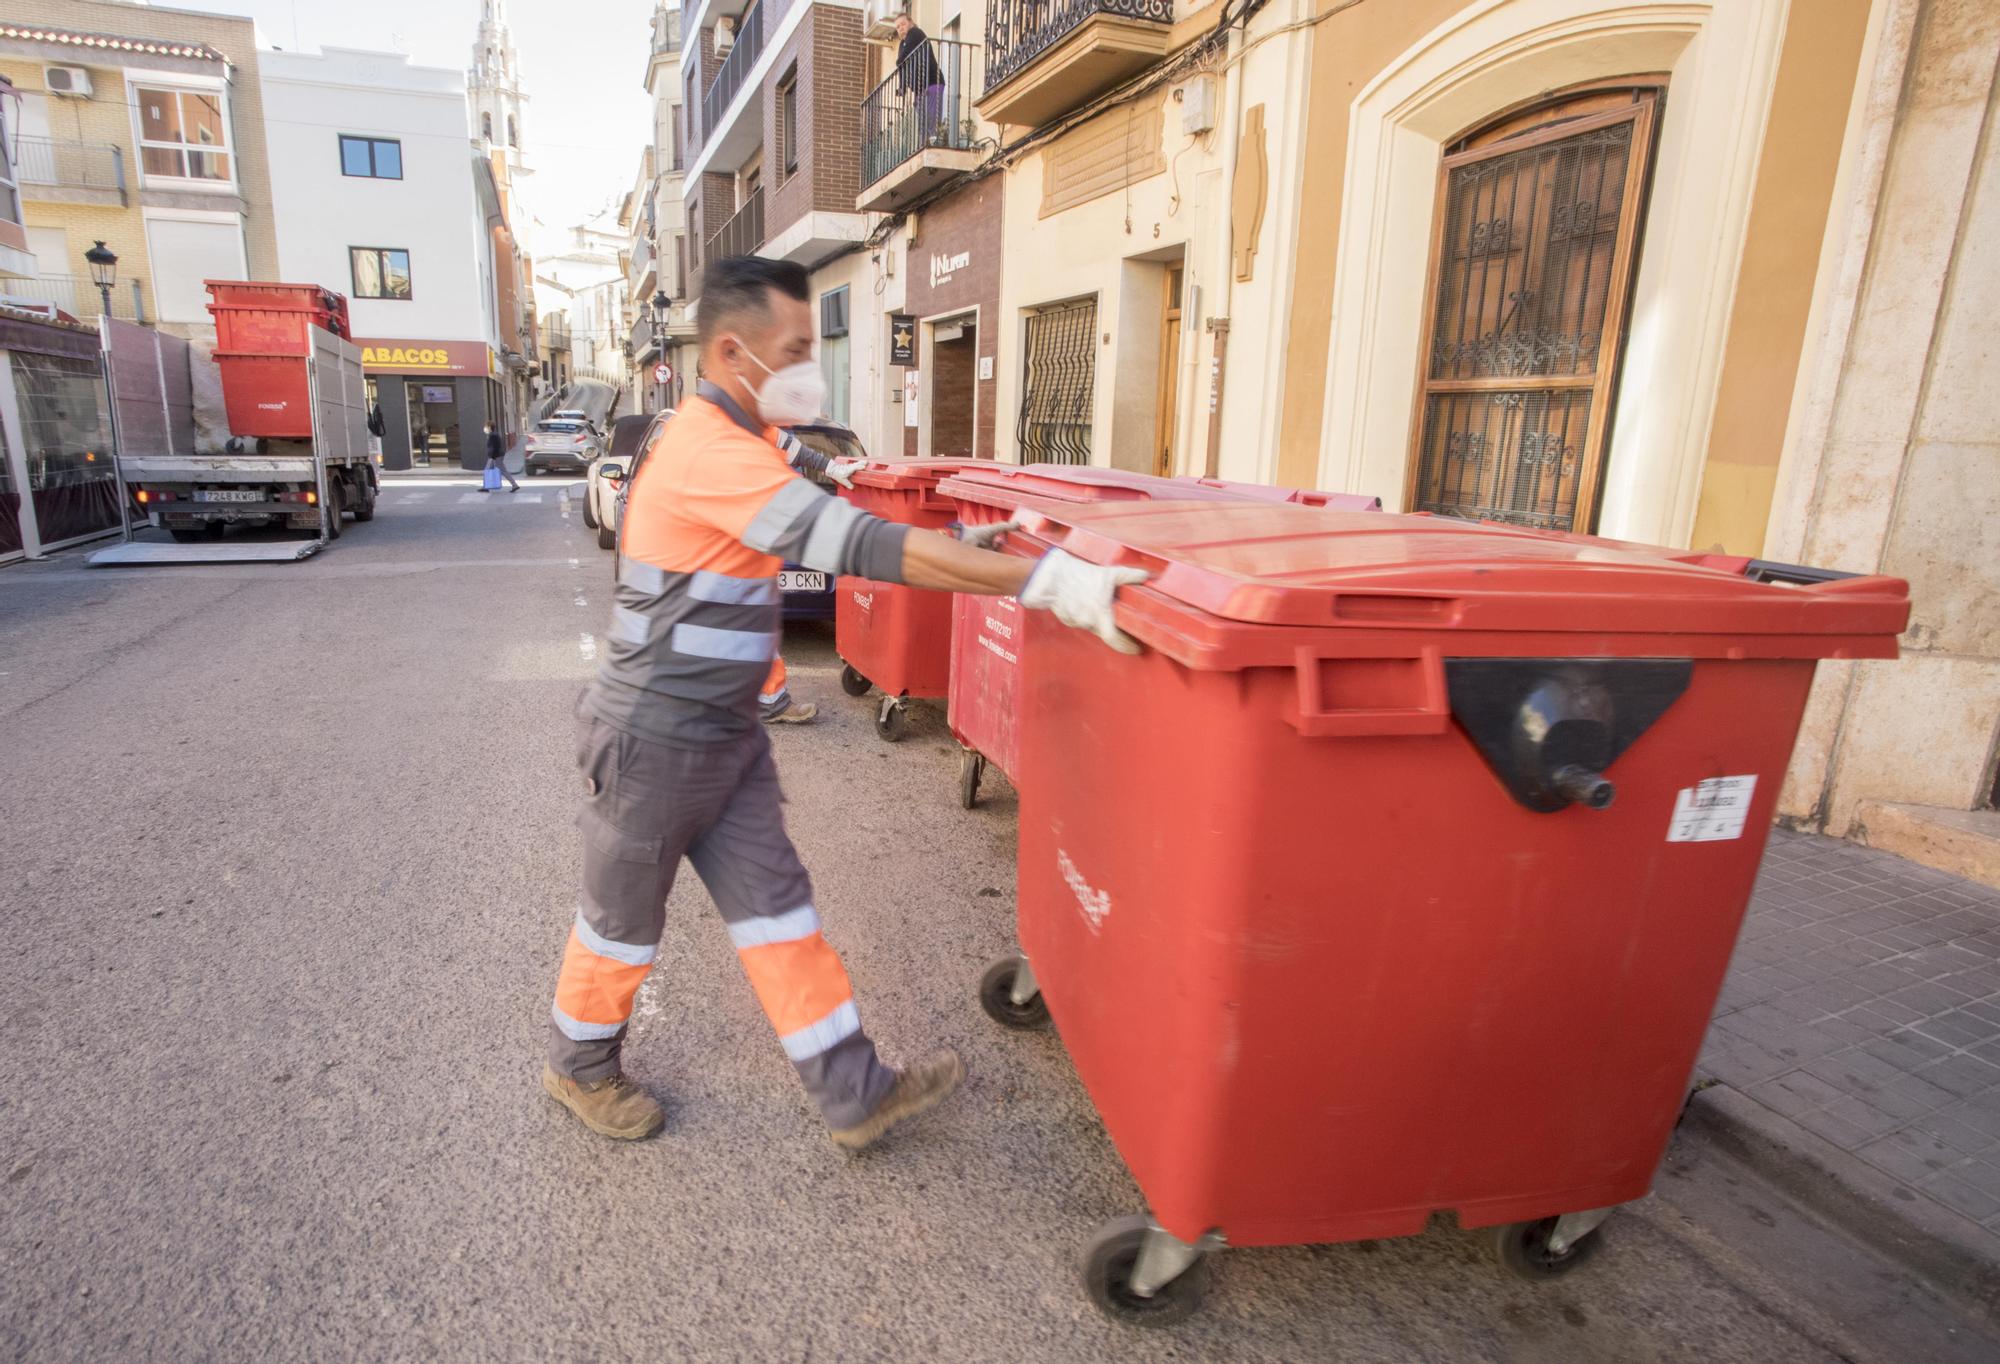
[
  {"left": 834, "top": 457, "right": 990, "bottom": 739},
  {"left": 937, "top": 465, "right": 1383, "bottom": 805}
]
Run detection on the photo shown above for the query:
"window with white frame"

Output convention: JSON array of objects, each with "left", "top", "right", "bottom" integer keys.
[
  {"left": 0, "top": 84, "right": 21, "bottom": 225},
  {"left": 135, "top": 86, "right": 231, "bottom": 182}
]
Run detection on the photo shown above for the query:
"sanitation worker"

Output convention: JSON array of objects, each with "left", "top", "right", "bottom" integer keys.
[{"left": 541, "top": 256, "right": 1146, "bottom": 1148}]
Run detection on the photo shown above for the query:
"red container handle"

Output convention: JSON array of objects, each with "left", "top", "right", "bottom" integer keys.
[{"left": 1286, "top": 646, "right": 1450, "bottom": 738}]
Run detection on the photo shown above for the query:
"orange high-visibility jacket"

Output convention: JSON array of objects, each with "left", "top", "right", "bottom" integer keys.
[{"left": 587, "top": 383, "right": 909, "bottom": 746}]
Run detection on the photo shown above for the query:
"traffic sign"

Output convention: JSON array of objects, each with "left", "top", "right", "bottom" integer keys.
[{"left": 653, "top": 362, "right": 672, "bottom": 385}]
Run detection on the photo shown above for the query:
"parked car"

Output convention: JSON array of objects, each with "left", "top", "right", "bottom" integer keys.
[
  {"left": 585, "top": 412, "right": 665, "bottom": 550},
  {"left": 592, "top": 412, "right": 866, "bottom": 625},
  {"left": 770, "top": 420, "right": 869, "bottom": 620},
  {"left": 525, "top": 415, "right": 604, "bottom": 475}
]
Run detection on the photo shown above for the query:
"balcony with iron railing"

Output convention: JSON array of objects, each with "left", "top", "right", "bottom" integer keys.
[
  {"left": 696, "top": 4, "right": 766, "bottom": 160},
  {"left": 15, "top": 136, "right": 127, "bottom": 206},
  {"left": 706, "top": 187, "right": 764, "bottom": 265},
  {"left": 977, "top": 0, "right": 1173, "bottom": 129},
  {"left": 859, "top": 38, "right": 983, "bottom": 212},
  {"left": 0, "top": 275, "right": 147, "bottom": 323}
]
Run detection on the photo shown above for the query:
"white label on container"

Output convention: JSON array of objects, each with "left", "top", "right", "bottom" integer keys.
[
  {"left": 1058, "top": 849, "right": 1111, "bottom": 935},
  {"left": 1667, "top": 775, "right": 1758, "bottom": 843}
]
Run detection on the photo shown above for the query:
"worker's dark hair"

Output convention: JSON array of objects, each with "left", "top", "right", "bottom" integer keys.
[{"left": 698, "top": 256, "right": 811, "bottom": 348}]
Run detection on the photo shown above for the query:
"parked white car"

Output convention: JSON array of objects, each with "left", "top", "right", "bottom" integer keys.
[{"left": 584, "top": 411, "right": 669, "bottom": 549}]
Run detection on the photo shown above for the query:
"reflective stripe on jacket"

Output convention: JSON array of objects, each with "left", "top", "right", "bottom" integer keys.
[{"left": 587, "top": 382, "right": 909, "bottom": 745}]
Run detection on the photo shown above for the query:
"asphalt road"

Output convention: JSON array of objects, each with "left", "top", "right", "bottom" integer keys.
[{"left": 1, "top": 477, "right": 1992, "bottom": 1362}]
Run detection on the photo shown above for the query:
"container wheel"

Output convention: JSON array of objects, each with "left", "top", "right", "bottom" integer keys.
[
  {"left": 957, "top": 750, "right": 985, "bottom": 809},
  {"left": 1490, "top": 1217, "right": 1604, "bottom": 1281},
  {"left": 839, "top": 664, "right": 872, "bottom": 698},
  {"left": 978, "top": 955, "right": 1049, "bottom": 1030},
  {"left": 874, "top": 697, "right": 907, "bottom": 742},
  {"left": 1082, "top": 1215, "right": 1210, "bottom": 1327}
]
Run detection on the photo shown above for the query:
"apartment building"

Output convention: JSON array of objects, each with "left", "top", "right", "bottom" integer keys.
[
  {"left": 678, "top": 0, "right": 872, "bottom": 398},
  {"left": 625, "top": 4, "right": 698, "bottom": 415},
  {"left": 262, "top": 48, "right": 515, "bottom": 471},
  {"left": 0, "top": 0, "right": 278, "bottom": 332}
]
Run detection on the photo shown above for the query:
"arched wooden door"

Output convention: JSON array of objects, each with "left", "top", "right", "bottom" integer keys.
[{"left": 1406, "top": 87, "right": 1662, "bottom": 532}]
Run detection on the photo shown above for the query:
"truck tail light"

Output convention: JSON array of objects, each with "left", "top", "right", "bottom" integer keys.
[{"left": 135, "top": 489, "right": 150, "bottom": 504}]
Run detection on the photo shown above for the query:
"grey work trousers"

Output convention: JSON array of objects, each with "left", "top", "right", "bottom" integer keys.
[{"left": 546, "top": 709, "right": 897, "bottom": 1129}]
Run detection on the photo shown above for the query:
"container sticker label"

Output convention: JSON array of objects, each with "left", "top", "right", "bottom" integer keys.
[
  {"left": 1667, "top": 775, "right": 1758, "bottom": 843},
  {"left": 1058, "top": 849, "right": 1111, "bottom": 934}
]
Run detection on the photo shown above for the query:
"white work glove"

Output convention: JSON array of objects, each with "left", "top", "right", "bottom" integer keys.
[
  {"left": 956, "top": 519, "right": 1019, "bottom": 550},
  {"left": 826, "top": 458, "right": 864, "bottom": 490},
  {"left": 1019, "top": 548, "right": 1150, "bottom": 655}
]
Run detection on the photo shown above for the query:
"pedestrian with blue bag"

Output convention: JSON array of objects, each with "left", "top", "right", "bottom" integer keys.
[{"left": 482, "top": 421, "right": 519, "bottom": 493}]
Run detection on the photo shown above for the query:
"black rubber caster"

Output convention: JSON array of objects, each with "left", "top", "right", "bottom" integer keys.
[
  {"left": 875, "top": 698, "right": 907, "bottom": 742},
  {"left": 1082, "top": 1215, "right": 1210, "bottom": 1327},
  {"left": 958, "top": 750, "right": 986, "bottom": 809},
  {"left": 978, "top": 955, "right": 1049, "bottom": 1030},
  {"left": 839, "top": 663, "right": 872, "bottom": 698},
  {"left": 1490, "top": 1216, "right": 1604, "bottom": 1281}
]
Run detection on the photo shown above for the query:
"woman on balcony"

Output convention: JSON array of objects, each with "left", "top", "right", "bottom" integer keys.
[{"left": 894, "top": 13, "right": 948, "bottom": 147}]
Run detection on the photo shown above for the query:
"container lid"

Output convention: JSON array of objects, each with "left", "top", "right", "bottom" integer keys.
[
  {"left": 847, "top": 457, "right": 993, "bottom": 491},
  {"left": 938, "top": 463, "right": 1253, "bottom": 509},
  {"left": 1020, "top": 501, "right": 1910, "bottom": 645}
]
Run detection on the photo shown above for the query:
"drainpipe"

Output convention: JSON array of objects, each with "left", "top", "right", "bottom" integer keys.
[{"left": 1202, "top": 17, "right": 1246, "bottom": 479}]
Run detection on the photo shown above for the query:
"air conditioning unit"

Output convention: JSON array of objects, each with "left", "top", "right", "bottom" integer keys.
[
  {"left": 713, "top": 17, "right": 736, "bottom": 54},
  {"left": 44, "top": 65, "right": 94, "bottom": 99},
  {"left": 863, "top": 0, "right": 901, "bottom": 43}
]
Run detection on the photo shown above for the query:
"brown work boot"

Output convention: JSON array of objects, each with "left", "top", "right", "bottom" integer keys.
[
  {"left": 829, "top": 1050, "right": 965, "bottom": 1151},
  {"left": 541, "top": 1064, "right": 664, "bottom": 1140},
  {"left": 762, "top": 697, "right": 819, "bottom": 725}
]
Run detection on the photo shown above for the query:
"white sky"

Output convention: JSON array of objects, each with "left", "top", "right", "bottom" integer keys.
[{"left": 171, "top": 0, "right": 657, "bottom": 253}]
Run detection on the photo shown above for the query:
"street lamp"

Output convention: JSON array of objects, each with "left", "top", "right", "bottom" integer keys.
[
  {"left": 648, "top": 290, "right": 673, "bottom": 406},
  {"left": 84, "top": 240, "right": 118, "bottom": 318}
]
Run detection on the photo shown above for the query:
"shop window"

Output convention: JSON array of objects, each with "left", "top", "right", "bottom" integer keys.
[
  {"left": 820, "top": 286, "right": 849, "bottom": 424},
  {"left": 351, "top": 247, "right": 414, "bottom": 300},
  {"left": 13, "top": 351, "right": 119, "bottom": 546},
  {"left": 1408, "top": 87, "right": 1661, "bottom": 532},
  {"left": 1018, "top": 297, "right": 1096, "bottom": 464},
  {"left": 135, "top": 86, "right": 232, "bottom": 182},
  {"left": 339, "top": 135, "right": 403, "bottom": 179}
]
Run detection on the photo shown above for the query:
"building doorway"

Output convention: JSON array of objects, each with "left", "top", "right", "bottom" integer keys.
[
  {"left": 405, "top": 380, "right": 460, "bottom": 468},
  {"left": 928, "top": 315, "right": 976, "bottom": 458},
  {"left": 1407, "top": 86, "right": 1661, "bottom": 532},
  {"left": 1154, "top": 262, "right": 1183, "bottom": 476}
]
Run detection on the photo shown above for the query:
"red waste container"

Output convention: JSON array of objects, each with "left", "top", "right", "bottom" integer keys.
[
  {"left": 833, "top": 457, "right": 989, "bottom": 739},
  {"left": 975, "top": 501, "right": 1908, "bottom": 1324},
  {"left": 205, "top": 280, "right": 351, "bottom": 440},
  {"left": 937, "top": 465, "right": 1381, "bottom": 807}
]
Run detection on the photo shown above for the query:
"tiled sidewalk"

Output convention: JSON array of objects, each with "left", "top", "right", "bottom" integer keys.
[{"left": 1700, "top": 829, "right": 2000, "bottom": 1236}]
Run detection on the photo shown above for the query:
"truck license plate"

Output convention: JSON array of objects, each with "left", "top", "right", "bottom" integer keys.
[
  {"left": 194, "top": 489, "right": 261, "bottom": 502},
  {"left": 779, "top": 571, "right": 827, "bottom": 593}
]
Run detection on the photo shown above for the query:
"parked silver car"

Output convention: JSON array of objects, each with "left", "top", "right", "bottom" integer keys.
[{"left": 525, "top": 415, "right": 605, "bottom": 475}]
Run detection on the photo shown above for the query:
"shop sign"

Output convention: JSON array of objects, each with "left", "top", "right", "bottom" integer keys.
[
  {"left": 889, "top": 314, "right": 915, "bottom": 367},
  {"left": 353, "top": 337, "right": 495, "bottom": 376},
  {"left": 929, "top": 249, "right": 970, "bottom": 288}
]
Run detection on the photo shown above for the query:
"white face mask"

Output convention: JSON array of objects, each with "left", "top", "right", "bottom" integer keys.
[{"left": 734, "top": 340, "right": 826, "bottom": 426}]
